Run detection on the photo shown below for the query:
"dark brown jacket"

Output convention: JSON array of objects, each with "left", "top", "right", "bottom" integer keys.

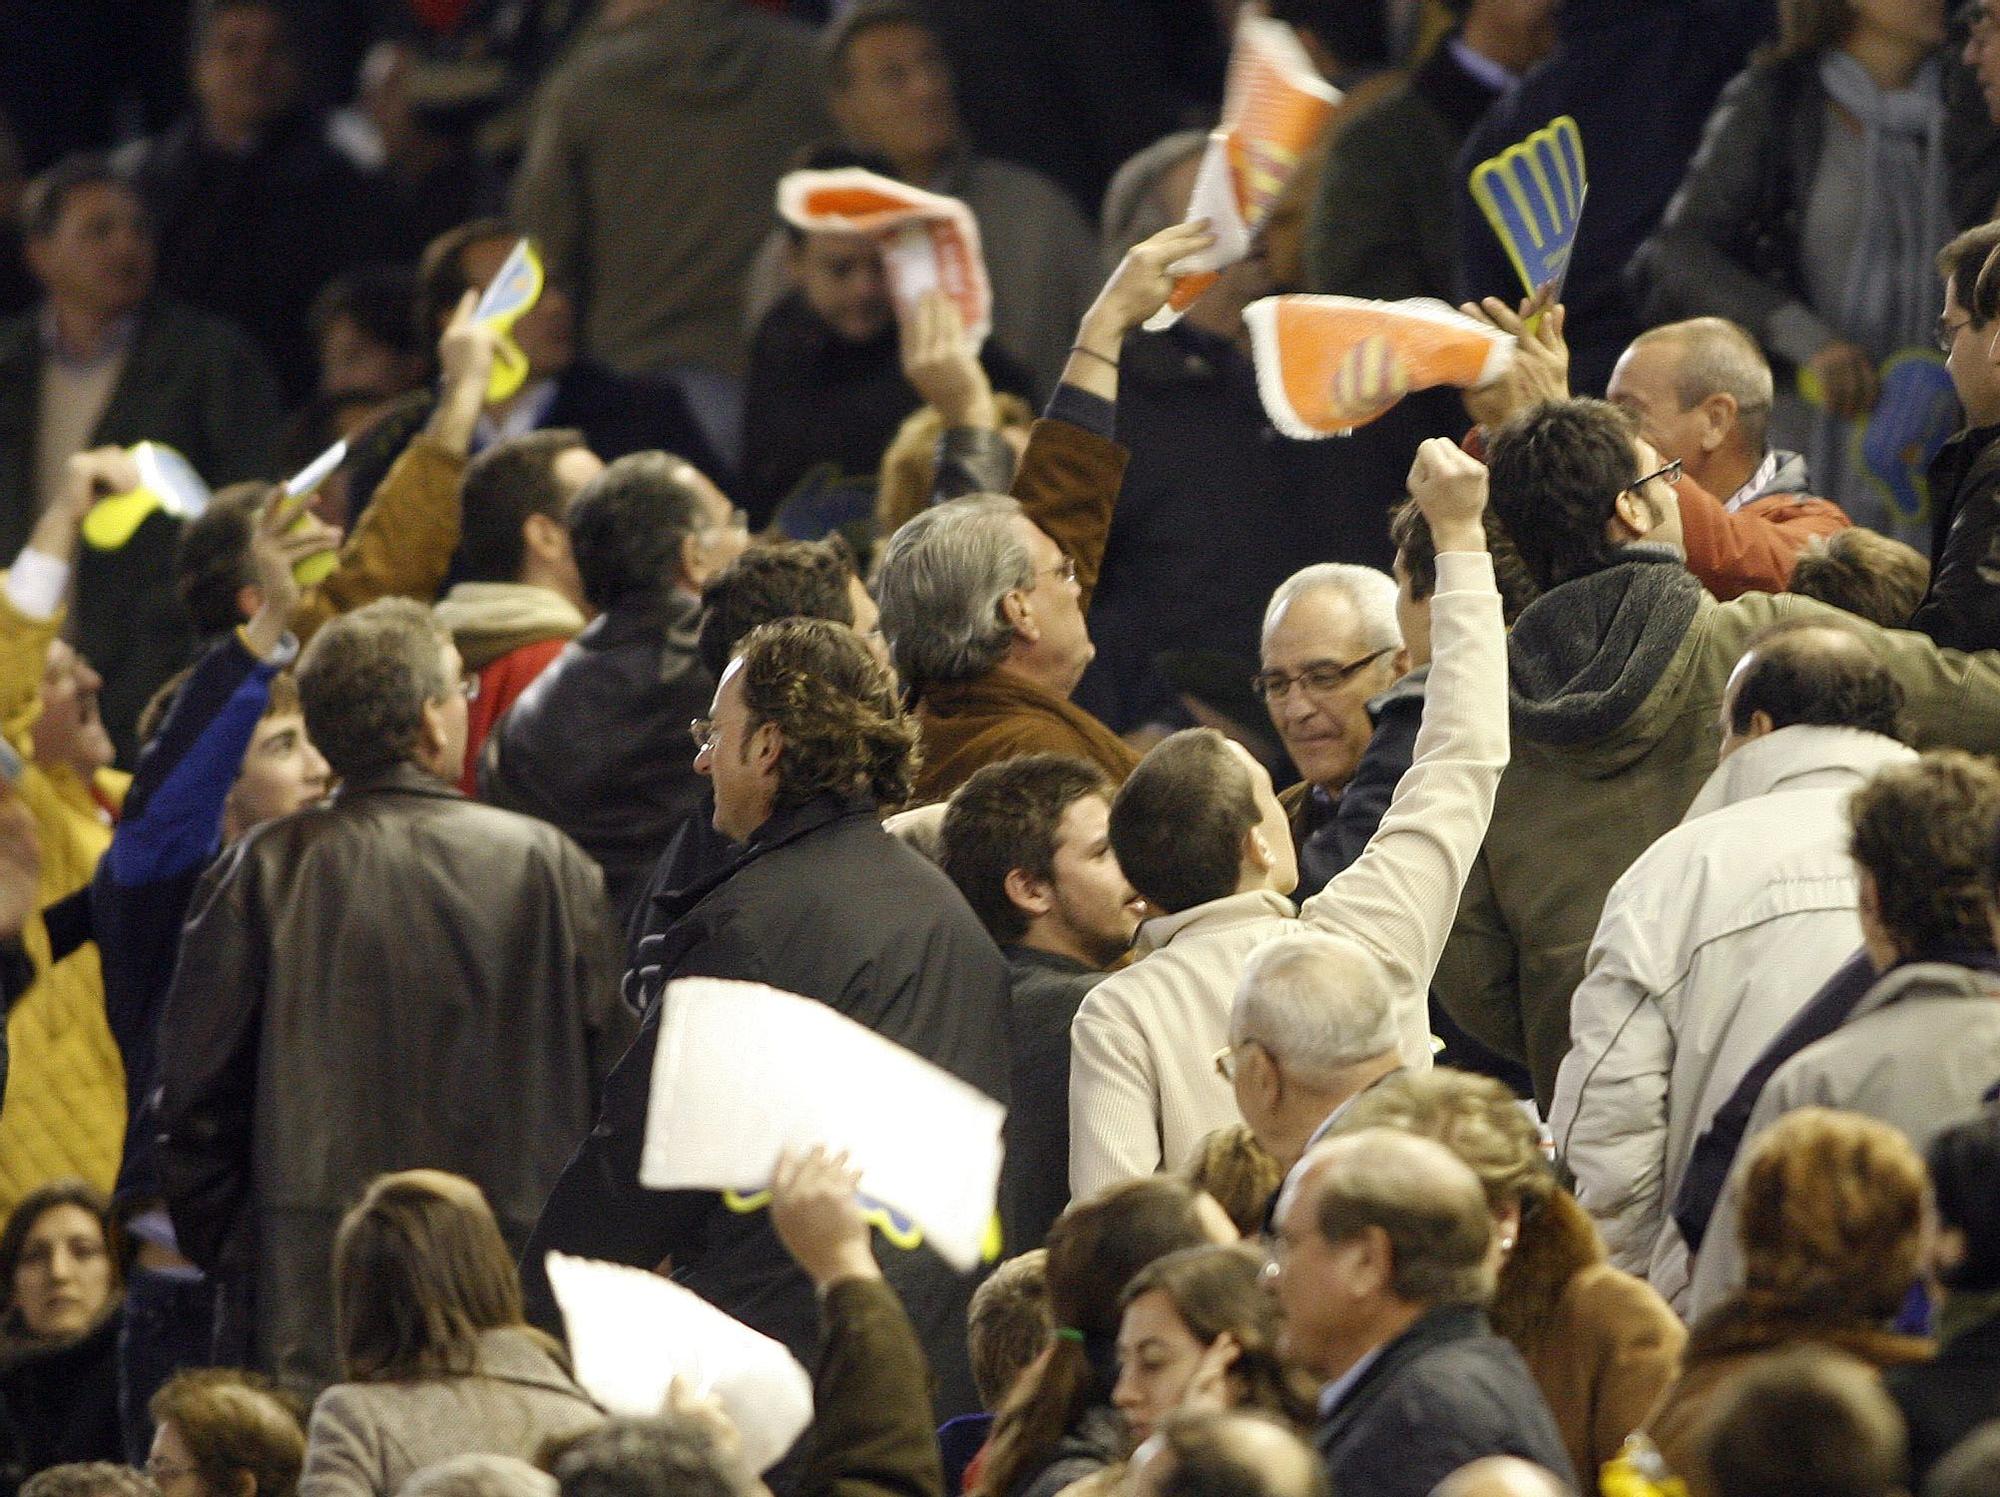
[
  {"left": 911, "top": 417, "right": 1138, "bottom": 804},
  {"left": 801, "top": 1278, "right": 945, "bottom": 1497},
  {"left": 156, "top": 763, "right": 630, "bottom": 1397}
]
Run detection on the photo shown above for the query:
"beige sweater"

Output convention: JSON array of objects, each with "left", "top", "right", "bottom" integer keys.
[{"left": 1068, "top": 551, "right": 1509, "bottom": 1200}]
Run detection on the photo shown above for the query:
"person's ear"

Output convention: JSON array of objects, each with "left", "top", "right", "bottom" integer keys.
[
  {"left": 1346, "top": 1225, "right": 1394, "bottom": 1299},
  {"left": 1697, "top": 392, "right": 1738, "bottom": 453},
  {"left": 1609, "top": 486, "right": 1655, "bottom": 540},
  {"left": 418, "top": 695, "right": 450, "bottom": 768},
  {"left": 1245, "top": 1042, "right": 1284, "bottom": 1113},
  {"left": 1243, "top": 824, "right": 1275, "bottom": 878},
  {"left": 236, "top": 581, "right": 265, "bottom": 622},
  {"left": 748, "top": 719, "right": 783, "bottom": 777},
  {"left": 1000, "top": 589, "right": 1039, "bottom": 645},
  {"left": 1745, "top": 708, "right": 1777, "bottom": 741},
  {"left": 1004, "top": 866, "right": 1056, "bottom": 922},
  {"left": 21, "top": 238, "right": 52, "bottom": 288},
  {"left": 679, "top": 531, "right": 708, "bottom": 591},
  {"left": 523, "top": 511, "right": 566, "bottom": 564},
  {"left": 230, "top": 1471, "right": 258, "bottom": 1497}
]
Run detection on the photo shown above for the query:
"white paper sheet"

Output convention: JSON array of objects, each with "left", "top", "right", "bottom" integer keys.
[
  {"left": 545, "top": 1251, "right": 813, "bottom": 1474},
  {"left": 638, "top": 978, "right": 1006, "bottom": 1272}
]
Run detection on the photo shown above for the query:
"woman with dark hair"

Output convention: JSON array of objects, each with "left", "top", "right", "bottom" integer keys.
[
  {"left": 1338, "top": 1070, "right": 1684, "bottom": 1487},
  {"left": 1636, "top": 0, "right": 1957, "bottom": 536},
  {"left": 0, "top": 1180, "right": 126, "bottom": 1491},
  {"left": 1112, "top": 1244, "right": 1317, "bottom": 1448},
  {"left": 1645, "top": 1108, "right": 1933, "bottom": 1492},
  {"left": 148, "top": 1370, "right": 305, "bottom": 1497},
  {"left": 299, "top": 1172, "right": 602, "bottom": 1497},
  {"left": 974, "top": 1177, "right": 1234, "bottom": 1497},
  {"left": 1888, "top": 1106, "right": 2000, "bottom": 1483}
]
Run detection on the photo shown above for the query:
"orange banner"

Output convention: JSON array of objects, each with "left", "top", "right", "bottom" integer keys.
[
  {"left": 1244, "top": 296, "right": 1516, "bottom": 437},
  {"left": 776, "top": 169, "right": 992, "bottom": 349}
]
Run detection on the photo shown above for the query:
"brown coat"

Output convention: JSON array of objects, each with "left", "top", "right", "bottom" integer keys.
[
  {"left": 1645, "top": 1310, "right": 1931, "bottom": 1494},
  {"left": 911, "top": 415, "right": 1139, "bottom": 804},
  {"left": 1496, "top": 1192, "right": 1685, "bottom": 1488},
  {"left": 291, "top": 436, "right": 465, "bottom": 644}
]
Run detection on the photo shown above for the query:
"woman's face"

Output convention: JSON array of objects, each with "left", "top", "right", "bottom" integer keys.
[
  {"left": 1113, "top": 1289, "right": 1214, "bottom": 1446},
  {"left": 148, "top": 1420, "right": 213, "bottom": 1497},
  {"left": 12, "top": 1202, "right": 113, "bottom": 1339}
]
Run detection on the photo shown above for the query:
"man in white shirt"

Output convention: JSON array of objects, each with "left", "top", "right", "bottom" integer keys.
[{"left": 1066, "top": 438, "right": 1508, "bottom": 1199}]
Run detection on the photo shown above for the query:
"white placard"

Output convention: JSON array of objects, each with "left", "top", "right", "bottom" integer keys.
[
  {"left": 546, "top": 1251, "right": 813, "bottom": 1475},
  {"left": 638, "top": 978, "right": 1006, "bottom": 1272}
]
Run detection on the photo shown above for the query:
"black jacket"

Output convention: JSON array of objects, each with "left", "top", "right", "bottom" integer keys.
[
  {"left": 0, "top": 298, "right": 283, "bottom": 761},
  {"left": 0, "top": 1310, "right": 124, "bottom": 1494},
  {"left": 1887, "top": 1308, "right": 2000, "bottom": 1486},
  {"left": 127, "top": 111, "right": 390, "bottom": 398},
  {"left": 1911, "top": 424, "right": 2000, "bottom": 650},
  {"left": 1000, "top": 947, "right": 1102, "bottom": 1255},
  {"left": 1072, "top": 325, "right": 1404, "bottom": 734},
  {"left": 521, "top": 792, "right": 1012, "bottom": 1421},
  {"left": 481, "top": 592, "right": 715, "bottom": 925},
  {"left": 1314, "top": 1304, "right": 1578, "bottom": 1497},
  {"left": 156, "top": 764, "right": 628, "bottom": 1392}
]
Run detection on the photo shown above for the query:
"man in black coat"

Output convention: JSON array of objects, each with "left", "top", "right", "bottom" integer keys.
[
  {"left": 1271, "top": 1128, "right": 1577, "bottom": 1497},
  {"left": 521, "top": 617, "right": 1011, "bottom": 1422},
  {"left": 481, "top": 451, "right": 747, "bottom": 924}
]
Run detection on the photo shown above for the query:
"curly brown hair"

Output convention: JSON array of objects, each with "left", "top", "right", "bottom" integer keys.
[
  {"left": 1737, "top": 1108, "right": 1927, "bottom": 1322},
  {"left": 735, "top": 618, "right": 919, "bottom": 811},
  {"left": 1848, "top": 751, "right": 2000, "bottom": 959}
]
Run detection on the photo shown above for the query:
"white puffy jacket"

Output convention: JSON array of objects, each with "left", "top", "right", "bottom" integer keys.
[{"left": 1547, "top": 725, "right": 1915, "bottom": 1311}]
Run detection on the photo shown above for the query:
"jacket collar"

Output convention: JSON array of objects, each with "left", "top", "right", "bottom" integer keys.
[
  {"left": 1681, "top": 726, "right": 1915, "bottom": 822},
  {"left": 1004, "top": 944, "right": 1099, "bottom": 977},
  {"left": 1135, "top": 889, "right": 1294, "bottom": 957},
  {"left": 333, "top": 761, "right": 462, "bottom": 804},
  {"left": 1315, "top": 1303, "right": 1492, "bottom": 1436},
  {"left": 470, "top": 1327, "right": 599, "bottom": 1404},
  {"left": 1849, "top": 959, "right": 2000, "bottom": 1025},
  {"left": 652, "top": 792, "right": 879, "bottom": 914}
]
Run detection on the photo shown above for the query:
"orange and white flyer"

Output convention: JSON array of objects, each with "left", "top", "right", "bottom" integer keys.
[
  {"left": 776, "top": 168, "right": 992, "bottom": 349},
  {"left": 1145, "top": 8, "right": 1341, "bottom": 330},
  {"left": 1244, "top": 295, "right": 1516, "bottom": 438}
]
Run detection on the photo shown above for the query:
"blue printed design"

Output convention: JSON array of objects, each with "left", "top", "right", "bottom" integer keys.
[{"left": 1858, "top": 351, "right": 1959, "bottom": 525}]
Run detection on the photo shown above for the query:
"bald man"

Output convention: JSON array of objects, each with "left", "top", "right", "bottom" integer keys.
[
  {"left": 1605, "top": 318, "right": 1850, "bottom": 597},
  {"left": 1433, "top": 1457, "right": 1574, "bottom": 1497},
  {"left": 1270, "top": 1130, "right": 1576, "bottom": 1497},
  {"left": 1548, "top": 619, "right": 1915, "bottom": 1311}
]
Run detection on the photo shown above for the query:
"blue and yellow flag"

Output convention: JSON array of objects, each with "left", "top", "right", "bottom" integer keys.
[
  {"left": 472, "top": 237, "right": 544, "bottom": 405},
  {"left": 1469, "top": 115, "right": 1587, "bottom": 302}
]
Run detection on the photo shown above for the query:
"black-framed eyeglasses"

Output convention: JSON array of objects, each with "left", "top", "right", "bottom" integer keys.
[
  {"left": 1939, "top": 312, "right": 1974, "bottom": 354},
  {"left": 689, "top": 717, "right": 717, "bottom": 753},
  {"left": 1624, "top": 457, "right": 1683, "bottom": 497},
  {"left": 1251, "top": 647, "right": 1397, "bottom": 704}
]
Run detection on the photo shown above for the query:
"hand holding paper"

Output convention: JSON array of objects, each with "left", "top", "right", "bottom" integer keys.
[
  {"left": 639, "top": 978, "right": 1006, "bottom": 1272},
  {"left": 545, "top": 1252, "right": 812, "bottom": 1476},
  {"left": 901, "top": 291, "right": 995, "bottom": 428},
  {"left": 1460, "top": 293, "right": 1570, "bottom": 430},
  {"left": 771, "top": 1146, "right": 881, "bottom": 1290},
  {"left": 470, "top": 238, "right": 544, "bottom": 404},
  {"left": 778, "top": 169, "right": 992, "bottom": 350},
  {"left": 1244, "top": 295, "right": 1517, "bottom": 438}
]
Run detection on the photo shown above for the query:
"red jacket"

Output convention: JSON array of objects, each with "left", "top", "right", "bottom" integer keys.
[{"left": 461, "top": 637, "right": 570, "bottom": 796}]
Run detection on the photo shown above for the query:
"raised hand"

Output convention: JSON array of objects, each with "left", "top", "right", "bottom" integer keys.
[
  {"left": 1081, "top": 220, "right": 1219, "bottom": 345},
  {"left": 1461, "top": 291, "right": 1569, "bottom": 431},
  {"left": 1406, "top": 438, "right": 1491, "bottom": 555},
  {"left": 901, "top": 291, "right": 996, "bottom": 429},
  {"left": 770, "top": 1145, "right": 880, "bottom": 1290}
]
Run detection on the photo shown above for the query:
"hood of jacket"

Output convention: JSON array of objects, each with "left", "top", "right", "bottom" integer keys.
[
  {"left": 1681, "top": 725, "right": 1915, "bottom": 822},
  {"left": 434, "top": 582, "right": 587, "bottom": 670},
  {"left": 1506, "top": 547, "right": 1706, "bottom": 766},
  {"left": 583, "top": 0, "right": 807, "bottom": 105}
]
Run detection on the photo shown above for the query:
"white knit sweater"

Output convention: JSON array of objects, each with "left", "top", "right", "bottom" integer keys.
[{"left": 1067, "top": 551, "right": 1510, "bottom": 1200}]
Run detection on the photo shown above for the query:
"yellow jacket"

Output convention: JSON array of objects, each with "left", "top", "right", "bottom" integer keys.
[{"left": 0, "top": 589, "right": 129, "bottom": 1219}]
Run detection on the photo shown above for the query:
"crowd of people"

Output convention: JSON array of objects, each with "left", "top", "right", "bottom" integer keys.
[{"left": 10, "top": 3, "right": 2000, "bottom": 1497}]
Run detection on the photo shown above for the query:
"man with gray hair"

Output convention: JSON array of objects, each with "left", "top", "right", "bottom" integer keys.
[
  {"left": 157, "top": 598, "right": 628, "bottom": 1392},
  {"left": 1225, "top": 933, "right": 1404, "bottom": 1175},
  {"left": 1068, "top": 438, "right": 1507, "bottom": 1198},
  {"left": 1258, "top": 563, "right": 1404, "bottom": 869},
  {"left": 1269, "top": 1130, "right": 1576, "bottom": 1497},
  {"left": 877, "top": 222, "right": 1210, "bottom": 803},
  {"left": 1603, "top": 315, "right": 1849, "bottom": 596}
]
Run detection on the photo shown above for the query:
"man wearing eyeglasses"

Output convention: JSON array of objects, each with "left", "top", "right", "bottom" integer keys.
[
  {"left": 1434, "top": 396, "right": 2000, "bottom": 1112},
  {"left": 1256, "top": 565, "right": 1405, "bottom": 885}
]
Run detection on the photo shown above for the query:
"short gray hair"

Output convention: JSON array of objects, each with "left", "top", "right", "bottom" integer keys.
[
  {"left": 1233, "top": 933, "right": 1398, "bottom": 1076},
  {"left": 876, "top": 494, "right": 1034, "bottom": 689},
  {"left": 1630, "top": 317, "right": 1774, "bottom": 453},
  {"left": 400, "top": 1457, "right": 556, "bottom": 1497},
  {"left": 1261, "top": 565, "right": 1400, "bottom": 655},
  {"left": 298, "top": 597, "right": 451, "bottom": 780},
  {"left": 1299, "top": 1129, "right": 1495, "bottom": 1308}
]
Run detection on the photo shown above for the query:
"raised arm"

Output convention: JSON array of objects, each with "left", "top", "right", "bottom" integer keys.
[
  {"left": 288, "top": 292, "right": 500, "bottom": 642},
  {"left": 1299, "top": 440, "right": 1510, "bottom": 1065}
]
